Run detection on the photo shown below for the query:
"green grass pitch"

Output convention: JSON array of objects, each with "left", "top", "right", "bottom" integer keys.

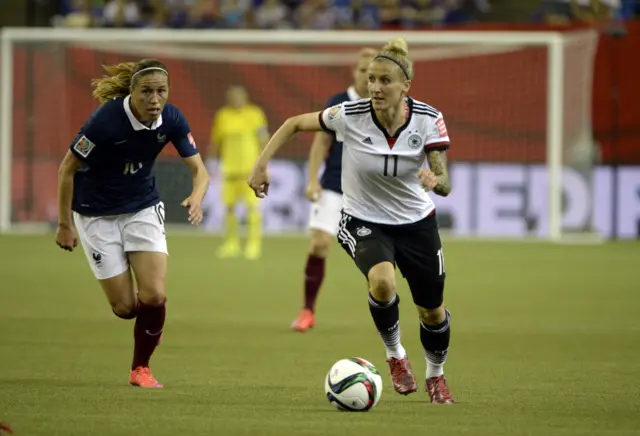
[{"left": 1, "top": 234, "right": 639, "bottom": 436}]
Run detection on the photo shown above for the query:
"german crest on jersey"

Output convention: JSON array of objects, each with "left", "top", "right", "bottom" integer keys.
[
  {"left": 408, "top": 134, "right": 422, "bottom": 149},
  {"left": 73, "top": 135, "right": 96, "bottom": 158}
]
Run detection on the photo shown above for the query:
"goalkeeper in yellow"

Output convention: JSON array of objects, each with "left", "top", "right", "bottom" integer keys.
[{"left": 208, "top": 86, "right": 269, "bottom": 260}]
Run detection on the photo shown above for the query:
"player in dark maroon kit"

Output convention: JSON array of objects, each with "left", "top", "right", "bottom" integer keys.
[
  {"left": 291, "top": 48, "right": 377, "bottom": 332},
  {"left": 55, "top": 59, "right": 209, "bottom": 387}
]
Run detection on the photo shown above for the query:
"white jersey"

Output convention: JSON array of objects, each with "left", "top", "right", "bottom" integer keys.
[{"left": 320, "top": 97, "right": 450, "bottom": 225}]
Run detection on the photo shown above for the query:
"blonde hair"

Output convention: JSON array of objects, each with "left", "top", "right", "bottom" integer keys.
[
  {"left": 375, "top": 37, "right": 413, "bottom": 80},
  {"left": 91, "top": 59, "right": 169, "bottom": 104}
]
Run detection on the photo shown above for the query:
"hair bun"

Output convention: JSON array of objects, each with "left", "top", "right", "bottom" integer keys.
[{"left": 382, "top": 37, "right": 409, "bottom": 57}]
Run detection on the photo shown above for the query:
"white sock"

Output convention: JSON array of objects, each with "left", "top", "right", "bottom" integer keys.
[
  {"left": 385, "top": 342, "right": 407, "bottom": 360},
  {"left": 426, "top": 357, "right": 444, "bottom": 378}
]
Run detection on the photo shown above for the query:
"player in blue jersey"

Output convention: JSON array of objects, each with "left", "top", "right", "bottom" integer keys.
[
  {"left": 291, "top": 48, "right": 377, "bottom": 332},
  {"left": 55, "top": 59, "right": 209, "bottom": 388}
]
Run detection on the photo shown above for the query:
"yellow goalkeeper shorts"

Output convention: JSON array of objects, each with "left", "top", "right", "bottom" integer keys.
[{"left": 222, "top": 177, "right": 258, "bottom": 207}]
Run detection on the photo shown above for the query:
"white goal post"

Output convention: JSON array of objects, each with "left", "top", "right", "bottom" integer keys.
[{"left": 0, "top": 28, "right": 599, "bottom": 240}]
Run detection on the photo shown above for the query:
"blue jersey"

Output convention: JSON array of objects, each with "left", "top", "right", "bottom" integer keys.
[
  {"left": 70, "top": 96, "right": 198, "bottom": 217},
  {"left": 319, "top": 88, "right": 361, "bottom": 194}
]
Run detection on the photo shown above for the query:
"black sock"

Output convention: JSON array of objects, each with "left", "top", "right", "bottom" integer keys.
[
  {"left": 368, "top": 294, "right": 405, "bottom": 359},
  {"left": 420, "top": 309, "right": 451, "bottom": 377}
]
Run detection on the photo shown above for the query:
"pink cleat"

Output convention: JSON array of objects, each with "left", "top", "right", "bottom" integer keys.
[{"left": 291, "top": 309, "right": 316, "bottom": 333}]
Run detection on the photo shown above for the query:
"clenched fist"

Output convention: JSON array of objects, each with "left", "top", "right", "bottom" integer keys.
[
  {"left": 248, "top": 164, "right": 270, "bottom": 198},
  {"left": 419, "top": 169, "right": 437, "bottom": 192},
  {"left": 305, "top": 180, "right": 322, "bottom": 202}
]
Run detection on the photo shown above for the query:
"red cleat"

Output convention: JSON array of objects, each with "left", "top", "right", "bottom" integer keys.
[
  {"left": 426, "top": 375, "right": 455, "bottom": 404},
  {"left": 0, "top": 422, "right": 13, "bottom": 434},
  {"left": 387, "top": 357, "right": 418, "bottom": 395},
  {"left": 129, "top": 366, "right": 163, "bottom": 388}
]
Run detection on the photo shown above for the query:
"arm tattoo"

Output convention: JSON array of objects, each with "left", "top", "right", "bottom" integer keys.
[{"left": 426, "top": 150, "right": 451, "bottom": 196}]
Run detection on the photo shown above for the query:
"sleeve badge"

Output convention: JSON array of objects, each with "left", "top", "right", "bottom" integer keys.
[
  {"left": 327, "top": 105, "right": 340, "bottom": 120},
  {"left": 73, "top": 135, "right": 97, "bottom": 158}
]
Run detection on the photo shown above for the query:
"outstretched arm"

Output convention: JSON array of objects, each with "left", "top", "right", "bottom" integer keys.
[
  {"left": 255, "top": 112, "right": 323, "bottom": 167},
  {"left": 248, "top": 112, "right": 324, "bottom": 198},
  {"left": 426, "top": 149, "right": 451, "bottom": 197}
]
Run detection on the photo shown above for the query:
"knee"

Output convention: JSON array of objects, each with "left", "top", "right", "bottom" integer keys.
[
  {"left": 417, "top": 304, "right": 446, "bottom": 325},
  {"left": 112, "top": 300, "right": 138, "bottom": 319},
  {"left": 309, "top": 231, "right": 332, "bottom": 258},
  {"left": 138, "top": 284, "right": 166, "bottom": 306},
  {"left": 367, "top": 263, "right": 396, "bottom": 301},
  {"left": 139, "top": 287, "right": 167, "bottom": 306}
]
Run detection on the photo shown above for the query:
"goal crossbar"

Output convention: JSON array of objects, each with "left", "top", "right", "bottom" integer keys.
[{"left": 1, "top": 27, "right": 563, "bottom": 45}]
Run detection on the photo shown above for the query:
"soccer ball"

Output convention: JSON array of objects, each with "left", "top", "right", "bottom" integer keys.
[{"left": 324, "top": 357, "right": 383, "bottom": 412}]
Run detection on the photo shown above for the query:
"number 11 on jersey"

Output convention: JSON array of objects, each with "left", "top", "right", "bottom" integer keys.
[
  {"left": 383, "top": 155, "right": 398, "bottom": 177},
  {"left": 437, "top": 248, "right": 445, "bottom": 275}
]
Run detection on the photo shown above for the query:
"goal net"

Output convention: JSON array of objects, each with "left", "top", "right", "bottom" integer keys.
[{"left": 0, "top": 29, "right": 600, "bottom": 240}]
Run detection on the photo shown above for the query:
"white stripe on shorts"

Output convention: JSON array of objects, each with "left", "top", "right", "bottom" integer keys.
[{"left": 337, "top": 213, "right": 356, "bottom": 258}]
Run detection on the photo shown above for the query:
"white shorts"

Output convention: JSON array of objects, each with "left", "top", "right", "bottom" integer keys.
[
  {"left": 308, "top": 189, "right": 344, "bottom": 236},
  {"left": 73, "top": 202, "right": 168, "bottom": 280}
]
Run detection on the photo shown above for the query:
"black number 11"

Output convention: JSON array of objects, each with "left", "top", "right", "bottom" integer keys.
[{"left": 383, "top": 155, "right": 398, "bottom": 177}]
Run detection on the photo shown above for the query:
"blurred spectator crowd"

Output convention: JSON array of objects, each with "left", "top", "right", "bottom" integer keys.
[{"left": 52, "top": 0, "right": 640, "bottom": 30}]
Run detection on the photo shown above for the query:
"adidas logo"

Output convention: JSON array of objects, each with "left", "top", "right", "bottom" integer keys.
[{"left": 362, "top": 137, "right": 373, "bottom": 145}]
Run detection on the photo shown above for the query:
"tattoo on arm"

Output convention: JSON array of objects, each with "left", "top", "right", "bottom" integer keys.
[{"left": 427, "top": 149, "right": 451, "bottom": 196}]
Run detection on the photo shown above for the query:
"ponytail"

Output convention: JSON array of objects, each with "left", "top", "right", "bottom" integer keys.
[{"left": 91, "top": 62, "right": 137, "bottom": 104}]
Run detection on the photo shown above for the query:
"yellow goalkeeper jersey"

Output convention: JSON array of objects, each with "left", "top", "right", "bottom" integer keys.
[{"left": 211, "top": 104, "right": 268, "bottom": 176}]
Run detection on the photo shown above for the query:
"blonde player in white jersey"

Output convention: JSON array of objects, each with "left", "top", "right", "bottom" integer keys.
[{"left": 248, "top": 38, "right": 455, "bottom": 404}]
